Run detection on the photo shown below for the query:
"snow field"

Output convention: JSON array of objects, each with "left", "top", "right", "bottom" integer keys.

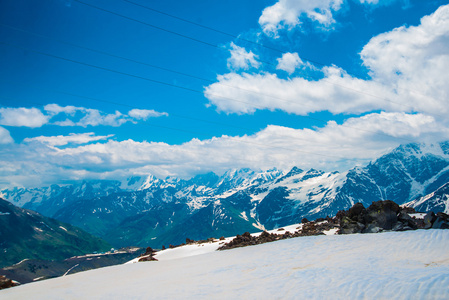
[{"left": 1, "top": 230, "right": 448, "bottom": 299}]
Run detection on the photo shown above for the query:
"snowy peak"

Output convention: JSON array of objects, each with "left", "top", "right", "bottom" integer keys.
[
  {"left": 139, "top": 174, "right": 163, "bottom": 190},
  {"left": 3, "top": 141, "right": 449, "bottom": 249},
  {"left": 406, "top": 182, "right": 449, "bottom": 214}
]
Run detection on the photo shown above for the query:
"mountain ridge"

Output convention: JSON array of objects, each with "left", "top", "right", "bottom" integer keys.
[
  {"left": 3, "top": 141, "right": 449, "bottom": 248},
  {"left": 0, "top": 198, "right": 111, "bottom": 268}
]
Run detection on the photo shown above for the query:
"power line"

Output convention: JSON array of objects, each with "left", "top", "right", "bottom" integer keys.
[
  {"left": 0, "top": 21, "right": 431, "bottom": 120},
  {"left": 72, "top": 0, "right": 219, "bottom": 49},
  {"left": 71, "top": 0, "right": 433, "bottom": 118},
  {"left": 122, "top": 0, "right": 339, "bottom": 70},
  {"left": 122, "top": 0, "right": 438, "bottom": 102},
  {"left": 0, "top": 41, "right": 420, "bottom": 145}
]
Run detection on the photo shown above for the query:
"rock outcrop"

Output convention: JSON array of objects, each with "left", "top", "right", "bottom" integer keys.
[
  {"left": 0, "top": 275, "right": 19, "bottom": 290},
  {"left": 337, "top": 200, "right": 449, "bottom": 234}
]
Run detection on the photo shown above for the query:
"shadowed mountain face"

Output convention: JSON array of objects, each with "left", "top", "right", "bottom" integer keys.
[
  {"left": 3, "top": 142, "right": 449, "bottom": 248},
  {"left": 0, "top": 198, "right": 111, "bottom": 268}
]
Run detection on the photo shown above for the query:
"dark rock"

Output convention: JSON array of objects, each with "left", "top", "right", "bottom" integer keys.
[
  {"left": 392, "top": 222, "right": 405, "bottom": 231},
  {"left": 301, "top": 218, "right": 309, "bottom": 223},
  {"left": 336, "top": 210, "right": 347, "bottom": 220},
  {"left": 347, "top": 203, "right": 366, "bottom": 223},
  {"left": 339, "top": 216, "right": 365, "bottom": 234},
  {"left": 315, "top": 218, "right": 325, "bottom": 222},
  {"left": 362, "top": 223, "right": 382, "bottom": 233},
  {"left": 0, "top": 275, "right": 19, "bottom": 290},
  {"left": 138, "top": 256, "right": 158, "bottom": 262},
  {"left": 436, "top": 212, "right": 449, "bottom": 221},
  {"left": 400, "top": 206, "right": 416, "bottom": 214},
  {"left": 365, "top": 200, "right": 400, "bottom": 230},
  {"left": 432, "top": 212, "right": 449, "bottom": 229},
  {"left": 397, "top": 211, "right": 418, "bottom": 230},
  {"left": 423, "top": 212, "right": 436, "bottom": 229},
  {"left": 138, "top": 246, "right": 157, "bottom": 262}
]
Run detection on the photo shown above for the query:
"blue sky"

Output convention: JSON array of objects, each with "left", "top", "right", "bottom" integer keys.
[{"left": 1, "top": 0, "right": 449, "bottom": 188}]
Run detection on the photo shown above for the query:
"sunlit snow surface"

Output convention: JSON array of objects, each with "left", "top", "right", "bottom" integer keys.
[{"left": 2, "top": 230, "right": 449, "bottom": 299}]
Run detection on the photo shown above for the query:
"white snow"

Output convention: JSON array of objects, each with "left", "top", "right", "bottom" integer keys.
[
  {"left": 2, "top": 230, "right": 448, "bottom": 299},
  {"left": 409, "top": 213, "right": 427, "bottom": 219},
  {"left": 323, "top": 227, "right": 339, "bottom": 235},
  {"left": 32, "top": 277, "right": 45, "bottom": 282},
  {"left": 239, "top": 211, "right": 248, "bottom": 221}
]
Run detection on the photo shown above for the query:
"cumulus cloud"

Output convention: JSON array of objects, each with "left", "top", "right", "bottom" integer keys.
[
  {"left": 0, "top": 127, "right": 13, "bottom": 144},
  {"left": 206, "top": 5, "right": 449, "bottom": 117},
  {"left": 1, "top": 112, "right": 446, "bottom": 188},
  {"left": 259, "top": 0, "right": 404, "bottom": 37},
  {"left": 0, "top": 107, "right": 49, "bottom": 128},
  {"left": 259, "top": 0, "right": 344, "bottom": 37},
  {"left": 205, "top": 70, "right": 394, "bottom": 115},
  {"left": 24, "top": 132, "right": 114, "bottom": 147},
  {"left": 0, "top": 104, "right": 168, "bottom": 128},
  {"left": 276, "top": 52, "right": 305, "bottom": 74},
  {"left": 360, "top": 4, "right": 449, "bottom": 115},
  {"left": 227, "top": 42, "right": 261, "bottom": 70},
  {"left": 128, "top": 109, "right": 168, "bottom": 120},
  {"left": 76, "top": 109, "right": 128, "bottom": 127},
  {"left": 44, "top": 104, "right": 79, "bottom": 116}
]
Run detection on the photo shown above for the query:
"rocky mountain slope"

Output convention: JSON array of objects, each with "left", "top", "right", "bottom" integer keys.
[
  {"left": 405, "top": 182, "right": 449, "bottom": 214},
  {"left": 0, "top": 247, "right": 142, "bottom": 284},
  {"left": 3, "top": 141, "right": 449, "bottom": 248},
  {"left": 0, "top": 198, "right": 111, "bottom": 268}
]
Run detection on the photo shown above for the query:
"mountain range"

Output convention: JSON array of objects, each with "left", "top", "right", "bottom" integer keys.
[{"left": 2, "top": 141, "right": 449, "bottom": 248}]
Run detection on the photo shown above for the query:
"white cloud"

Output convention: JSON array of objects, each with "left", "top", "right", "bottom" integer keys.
[
  {"left": 1, "top": 112, "right": 446, "bottom": 188},
  {"left": 76, "top": 109, "right": 128, "bottom": 127},
  {"left": 258, "top": 0, "right": 404, "bottom": 37},
  {"left": 359, "top": 0, "right": 402, "bottom": 5},
  {"left": 227, "top": 42, "right": 261, "bottom": 70},
  {"left": 276, "top": 52, "right": 303, "bottom": 74},
  {"left": 207, "top": 5, "right": 449, "bottom": 118},
  {"left": 0, "top": 107, "right": 49, "bottom": 128},
  {"left": 0, "top": 127, "right": 13, "bottom": 144},
  {"left": 24, "top": 132, "right": 114, "bottom": 147},
  {"left": 0, "top": 104, "right": 168, "bottom": 129},
  {"left": 44, "top": 104, "right": 80, "bottom": 116},
  {"left": 259, "top": 0, "right": 344, "bottom": 37},
  {"left": 204, "top": 70, "right": 393, "bottom": 115},
  {"left": 359, "top": 4, "right": 449, "bottom": 115},
  {"left": 128, "top": 109, "right": 168, "bottom": 120}
]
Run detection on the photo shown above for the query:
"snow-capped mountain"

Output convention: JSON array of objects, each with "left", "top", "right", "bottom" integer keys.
[
  {"left": 3, "top": 141, "right": 449, "bottom": 248},
  {"left": 0, "top": 179, "right": 139, "bottom": 217}
]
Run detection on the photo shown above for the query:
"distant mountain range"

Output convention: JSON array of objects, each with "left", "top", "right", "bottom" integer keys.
[
  {"left": 0, "top": 198, "right": 111, "bottom": 268},
  {"left": 2, "top": 141, "right": 449, "bottom": 249}
]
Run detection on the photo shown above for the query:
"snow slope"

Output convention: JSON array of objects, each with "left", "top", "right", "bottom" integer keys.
[{"left": 1, "top": 230, "right": 448, "bottom": 299}]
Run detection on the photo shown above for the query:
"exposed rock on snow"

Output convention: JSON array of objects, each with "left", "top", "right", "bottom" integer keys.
[
  {"left": 0, "top": 275, "right": 19, "bottom": 290},
  {"left": 336, "top": 200, "right": 446, "bottom": 234}
]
